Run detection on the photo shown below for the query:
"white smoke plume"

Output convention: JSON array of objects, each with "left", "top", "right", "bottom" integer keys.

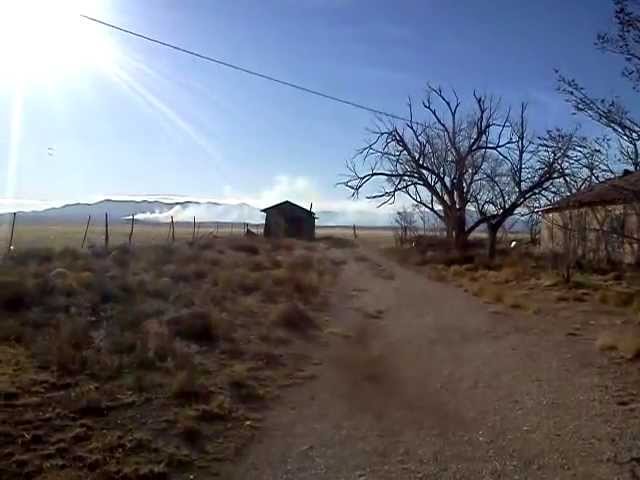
[{"left": 135, "top": 202, "right": 264, "bottom": 223}]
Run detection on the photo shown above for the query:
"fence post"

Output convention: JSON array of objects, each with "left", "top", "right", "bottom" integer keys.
[
  {"left": 81, "top": 215, "right": 91, "bottom": 249},
  {"left": 104, "top": 212, "right": 110, "bottom": 250},
  {"left": 171, "top": 216, "right": 175, "bottom": 243},
  {"left": 353, "top": 224, "right": 358, "bottom": 239},
  {"left": 6, "top": 212, "right": 16, "bottom": 255},
  {"left": 128, "top": 214, "right": 135, "bottom": 247},
  {"left": 192, "top": 216, "right": 196, "bottom": 243}
]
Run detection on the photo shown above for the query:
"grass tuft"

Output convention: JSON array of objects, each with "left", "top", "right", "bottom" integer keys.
[
  {"left": 272, "top": 302, "right": 317, "bottom": 333},
  {"left": 167, "top": 309, "right": 219, "bottom": 343}
]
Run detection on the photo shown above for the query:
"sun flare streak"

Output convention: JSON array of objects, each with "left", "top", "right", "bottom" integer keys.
[
  {"left": 6, "top": 84, "right": 24, "bottom": 201},
  {"left": 109, "top": 64, "right": 222, "bottom": 165}
]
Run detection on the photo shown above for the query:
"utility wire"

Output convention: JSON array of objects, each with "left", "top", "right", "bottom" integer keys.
[{"left": 79, "top": 14, "right": 412, "bottom": 123}]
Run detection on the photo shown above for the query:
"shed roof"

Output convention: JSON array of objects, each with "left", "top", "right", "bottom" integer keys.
[
  {"left": 261, "top": 200, "right": 316, "bottom": 218},
  {"left": 542, "top": 170, "right": 640, "bottom": 212}
]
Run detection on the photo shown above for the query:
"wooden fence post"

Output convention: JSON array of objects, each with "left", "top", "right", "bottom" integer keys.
[
  {"left": 171, "top": 216, "right": 175, "bottom": 243},
  {"left": 104, "top": 212, "right": 110, "bottom": 250},
  {"left": 6, "top": 212, "right": 16, "bottom": 255},
  {"left": 81, "top": 215, "right": 91, "bottom": 249},
  {"left": 128, "top": 214, "right": 135, "bottom": 247},
  {"left": 192, "top": 216, "right": 196, "bottom": 243},
  {"left": 353, "top": 224, "right": 358, "bottom": 239}
]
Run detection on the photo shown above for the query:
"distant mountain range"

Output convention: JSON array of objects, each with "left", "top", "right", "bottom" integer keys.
[
  {"left": 0, "top": 199, "right": 528, "bottom": 230},
  {"left": 0, "top": 199, "right": 397, "bottom": 227}
]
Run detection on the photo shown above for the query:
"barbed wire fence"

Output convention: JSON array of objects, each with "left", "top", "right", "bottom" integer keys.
[{"left": 0, "top": 211, "right": 265, "bottom": 258}]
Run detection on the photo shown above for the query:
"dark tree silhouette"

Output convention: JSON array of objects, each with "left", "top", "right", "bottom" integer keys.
[
  {"left": 472, "top": 105, "right": 576, "bottom": 259},
  {"left": 341, "top": 85, "right": 513, "bottom": 251},
  {"left": 557, "top": 0, "right": 640, "bottom": 171}
]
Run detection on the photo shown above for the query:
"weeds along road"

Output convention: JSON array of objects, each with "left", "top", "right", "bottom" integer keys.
[{"left": 227, "top": 245, "right": 638, "bottom": 480}]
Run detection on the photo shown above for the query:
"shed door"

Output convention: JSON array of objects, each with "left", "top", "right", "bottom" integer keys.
[{"left": 287, "top": 217, "right": 305, "bottom": 238}]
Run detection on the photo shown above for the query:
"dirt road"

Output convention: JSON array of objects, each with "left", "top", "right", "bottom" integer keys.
[{"left": 227, "top": 247, "right": 640, "bottom": 479}]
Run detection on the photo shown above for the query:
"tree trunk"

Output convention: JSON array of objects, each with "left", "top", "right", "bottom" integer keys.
[
  {"left": 487, "top": 224, "right": 499, "bottom": 261},
  {"left": 453, "top": 210, "right": 467, "bottom": 252}
]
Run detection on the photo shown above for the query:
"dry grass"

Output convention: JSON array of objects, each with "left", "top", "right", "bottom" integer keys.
[
  {"left": 0, "top": 236, "right": 341, "bottom": 479},
  {"left": 596, "top": 330, "right": 640, "bottom": 360},
  {"left": 317, "top": 236, "right": 355, "bottom": 249},
  {"left": 387, "top": 237, "right": 640, "bottom": 329},
  {"left": 272, "top": 302, "right": 317, "bottom": 334},
  {"left": 167, "top": 308, "right": 221, "bottom": 343}
]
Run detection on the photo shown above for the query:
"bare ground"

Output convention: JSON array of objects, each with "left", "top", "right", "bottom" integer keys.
[{"left": 225, "top": 246, "right": 640, "bottom": 479}]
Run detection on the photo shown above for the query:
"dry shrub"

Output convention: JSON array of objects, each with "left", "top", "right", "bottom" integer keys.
[
  {"left": 189, "top": 265, "right": 209, "bottom": 281},
  {"left": 269, "top": 267, "right": 320, "bottom": 304},
  {"left": 167, "top": 308, "right": 220, "bottom": 343},
  {"left": 0, "top": 277, "right": 32, "bottom": 312},
  {"left": 105, "top": 331, "right": 139, "bottom": 356},
  {"left": 75, "top": 271, "right": 96, "bottom": 289},
  {"left": 149, "top": 330, "right": 176, "bottom": 363},
  {"left": 596, "top": 330, "right": 640, "bottom": 360},
  {"left": 617, "top": 335, "right": 640, "bottom": 360},
  {"left": 227, "top": 365, "right": 265, "bottom": 403},
  {"left": 479, "top": 285, "right": 505, "bottom": 304},
  {"left": 0, "top": 318, "right": 27, "bottom": 343},
  {"left": 230, "top": 241, "right": 261, "bottom": 256},
  {"left": 268, "top": 255, "right": 284, "bottom": 270},
  {"left": 288, "top": 253, "right": 315, "bottom": 271},
  {"left": 176, "top": 412, "right": 203, "bottom": 445},
  {"left": 235, "top": 274, "right": 262, "bottom": 295},
  {"left": 248, "top": 258, "right": 268, "bottom": 272},
  {"left": 492, "top": 265, "right": 530, "bottom": 284},
  {"left": 449, "top": 265, "right": 467, "bottom": 279},
  {"left": 109, "top": 246, "right": 132, "bottom": 270},
  {"left": 441, "top": 253, "right": 475, "bottom": 267},
  {"left": 194, "top": 395, "right": 232, "bottom": 421},
  {"left": 597, "top": 288, "right": 636, "bottom": 308},
  {"left": 569, "top": 274, "right": 596, "bottom": 290},
  {"left": 427, "top": 267, "right": 448, "bottom": 282},
  {"left": 505, "top": 296, "right": 527, "bottom": 310},
  {"left": 49, "top": 318, "right": 92, "bottom": 374},
  {"left": 171, "top": 364, "right": 206, "bottom": 400},
  {"left": 317, "top": 236, "right": 354, "bottom": 249},
  {"left": 10, "top": 247, "right": 55, "bottom": 266},
  {"left": 541, "top": 275, "right": 561, "bottom": 288},
  {"left": 272, "top": 302, "right": 317, "bottom": 333}
]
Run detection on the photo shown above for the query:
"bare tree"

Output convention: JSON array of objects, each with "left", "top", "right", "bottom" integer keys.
[
  {"left": 471, "top": 105, "right": 575, "bottom": 259},
  {"left": 557, "top": 0, "right": 640, "bottom": 171},
  {"left": 394, "top": 207, "right": 417, "bottom": 246},
  {"left": 597, "top": 0, "right": 640, "bottom": 89},
  {"left": 341, "top": 85, "right": 513, "bottom": 251},
  {"left": 413, "top": 204, "right": 437, "bottom": 235},
  {"left": 526, "top": 212, "right": 542, "bottom": 244}
]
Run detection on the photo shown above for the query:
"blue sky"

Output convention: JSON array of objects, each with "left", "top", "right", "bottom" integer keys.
[{"left": 0, "top": 0, "right": 633, "bottom": 212}]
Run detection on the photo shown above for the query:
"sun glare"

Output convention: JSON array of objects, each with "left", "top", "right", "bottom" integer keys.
[{"left": 0, "top": 0, "right": 116, "bottom": 83}]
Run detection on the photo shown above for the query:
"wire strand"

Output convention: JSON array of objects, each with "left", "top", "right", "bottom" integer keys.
[{"left": 80, "top": 14, "right": 412, "bottom": 123}]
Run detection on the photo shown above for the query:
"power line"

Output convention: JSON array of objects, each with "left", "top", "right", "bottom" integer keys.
[{"left": 79, "top": 14, "right": 411, "bottom": 123}]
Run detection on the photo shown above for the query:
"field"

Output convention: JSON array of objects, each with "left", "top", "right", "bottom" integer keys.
[
  {"left": 0, "top": 235, "right": 344, "bottom": 479},
  {"left": 4, "top": 228, "right": 640, "bottom": 478},
  {"left": 0, "top": 222, "right": 265, "bottom": 251}
]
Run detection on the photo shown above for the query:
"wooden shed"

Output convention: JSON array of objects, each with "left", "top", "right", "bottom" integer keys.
[{"left": 262, "top": 201, "right": 316, "bottom": 240}]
